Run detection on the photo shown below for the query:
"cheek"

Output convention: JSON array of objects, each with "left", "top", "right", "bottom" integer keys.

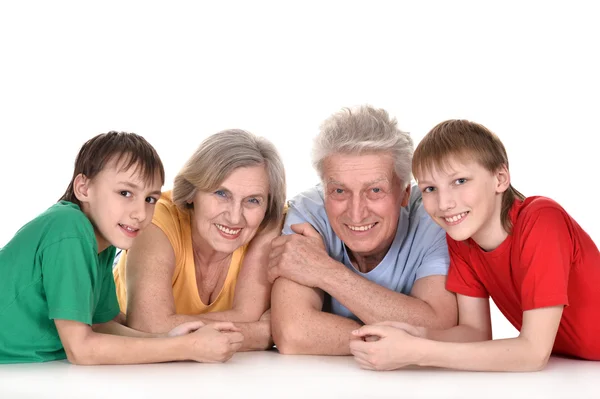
[
  {"left": 324, "top": 199, "right": 345, "bottom": 219},
  {"left": 244, "top": 207, "right": 267, "bottom": 228}
]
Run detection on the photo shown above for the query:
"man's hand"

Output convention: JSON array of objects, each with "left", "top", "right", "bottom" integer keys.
[
  {"left": 349, "top": 322, "right": 426, "bottom": 370},
  {"left": 267, "top": 223, "right": 338, "bottom": 287},
  {"left": 167, "top": 320, "right": 206, "bottom": 337}
]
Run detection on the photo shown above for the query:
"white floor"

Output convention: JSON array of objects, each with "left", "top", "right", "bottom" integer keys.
[{"left": 1, "top": 350, "right": 598, "bottom": 399}]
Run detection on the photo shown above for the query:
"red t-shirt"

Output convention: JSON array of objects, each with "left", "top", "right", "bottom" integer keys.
[{"left": 446, "top": 196, "right": 600, "bottom": 360}]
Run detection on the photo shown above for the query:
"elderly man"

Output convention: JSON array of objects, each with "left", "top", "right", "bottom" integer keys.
[{"left": 268, "top": 105, "right": 458, "bottom": 355}]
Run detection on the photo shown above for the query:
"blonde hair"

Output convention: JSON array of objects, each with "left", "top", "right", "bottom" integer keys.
[
  {"left": 312, "top": 105, "right": 414, "bottom": 187},
  {"left": 412, "top": 119, "right": 525, "bottom": 233},
  {"left": 172, "top": 129, "right": 286, "bottom": 231}
]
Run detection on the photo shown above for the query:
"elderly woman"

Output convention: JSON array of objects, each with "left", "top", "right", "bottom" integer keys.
[{"left": 113, "top": 129, "right": 286, "bottom": 351}]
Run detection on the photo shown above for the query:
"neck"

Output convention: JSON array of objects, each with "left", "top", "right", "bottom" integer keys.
[
  {"left": 348, "top": 245, "right": 390, "bottom": 273},
  {"left": 471, "top": 195, "right": 509, "bottom": 251}
]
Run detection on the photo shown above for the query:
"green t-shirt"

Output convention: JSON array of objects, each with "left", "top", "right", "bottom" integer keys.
[{"left": 0, "top": 201, "right": 119, "bottom": 363}]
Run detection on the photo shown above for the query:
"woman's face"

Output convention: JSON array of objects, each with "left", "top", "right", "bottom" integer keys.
[{"left": 190, "top": 165, "right": 269, "bottom": 255}]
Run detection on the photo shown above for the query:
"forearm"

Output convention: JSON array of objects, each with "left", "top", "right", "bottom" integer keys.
[
  {"left": 234, "top": 320, "right": 272, "bottom": 351},
  {"left": 322, "top": 267, "right": 449, "bottom": 328},
  {"left": 273, "top": 310, "right": 361, "bottom": 355},
  {"left": 67, "top": 333, "right": 186, "bottom": 365},
  {"left": 425, "top": 324, "right": 491, "bottom": 343},
  {"left": 418, "top": 336, "right": 549, "bottom": 371},
  {"left": 92, "top": 320, "right": 160, "bottom": 338},
  {"left": 128, "top": 311, "right": 260, "bottom": 334}
]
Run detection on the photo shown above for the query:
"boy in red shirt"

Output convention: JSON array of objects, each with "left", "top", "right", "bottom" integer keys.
[{"left": 350, "top": 120, "right": 600, "bottom": 371}]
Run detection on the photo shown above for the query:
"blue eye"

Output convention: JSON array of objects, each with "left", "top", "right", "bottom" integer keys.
[
  {"left": 335, "top": 188, "right": 344, "bottom": 194},
  {"left": 423, "top": 187, "right": 435, "bottom": 193},
  {"left": 215, "top": 190, "right": 227, "bottom": 198},
  {"left": 455, "top": 178, "right": 467, "bottom": 185},
  {"left": 248, "top": 197, "right": 260, "bottom": 205},
  {"left": 372, "top": 188, "right": 381, "bottom": 193}
]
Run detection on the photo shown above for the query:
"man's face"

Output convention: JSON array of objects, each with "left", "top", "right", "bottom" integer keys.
[{"left": 322, "top": 152, "right": 409, "bottom": 260}]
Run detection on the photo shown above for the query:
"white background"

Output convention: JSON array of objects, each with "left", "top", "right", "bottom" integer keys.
[{"left": 1, "top": 0, "right": 598, "bottom": 341}]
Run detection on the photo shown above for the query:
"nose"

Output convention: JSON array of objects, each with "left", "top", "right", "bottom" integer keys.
[
  {"left": 349, "top": 193, "right": 369, "bottom": 222},
  {"left": 130, "top": 200, "right": 147, "bottom": 224},
  {"left": 437, "top": 189, "right": 456, "bottom": 212},
  {"left": 226, "top": 201, "right": 243, "bottom": 225}
]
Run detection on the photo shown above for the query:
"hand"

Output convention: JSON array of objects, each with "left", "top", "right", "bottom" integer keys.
[
  {"left": 166, "top": 320, "right": 205, "bottom": 337},
  {"left": 267, "top": 222, "right": 337, "bottom": 287},
  {"left": 349, "top": 323, "right": 426, "bottom": 371},
  {"left": 187, "top": 322, "right": 245, "bottom": 363}
]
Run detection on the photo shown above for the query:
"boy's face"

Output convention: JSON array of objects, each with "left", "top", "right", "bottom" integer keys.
[
  {"left": 417, "top": 158, "right": 509, "bottom": 250},
  {"left": 77, "top": 157, "right": 162, "bottom": 252}
]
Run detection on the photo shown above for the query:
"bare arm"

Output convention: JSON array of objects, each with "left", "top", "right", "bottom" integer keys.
[
  {"left": 418, "top": 305, "right": 563, "bottom": 371},
  {"left": 323, "top": 267, "right": 457, "bottom": 329},
  {"left": 125, "top": 224, "right": 275, "bottom": 350},
  {"left": 271, "top": 278, "right": 360, "bottom": 355},
  {"left": 351, "top": 295, "right": 561, "bottom": 372},
  {"left": 56, "top": 319, "right": 244, "bottom": 365},
  {"left": 268, "top": 223, "right": 457, "bottom": 329}
]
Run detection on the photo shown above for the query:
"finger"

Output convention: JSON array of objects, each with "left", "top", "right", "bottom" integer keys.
[
  {"left": 225, "top": 331, "right": 245, "bottom": 344},
  {"left": 375, "top": 320, "right": 419, "bottom": 335},
  {"left": 209, "top": 322, "right": 241, "bottom": 332},
  {"left": 349, "top": 339, "right": 370, "bottom": 355},
  {"left": 268, "top": 244, "right": 285, "bottom": 261},
  {"left": 290, "top": 222, "right": 322, "bottom": 239},
  {"left": 270, "top": 235, "right": 291, "bottom": 249},
  {"left": 230, "top": 341, "right": 243, "bottom": 352},
  {"left": 352, "top": 325, "right": 388, "bottom": 339},
  {"left": 183, "top": 321, "right": 206, "bottom": 331},
  {"left": 354, "top": 357, "right": 375, "bottom": 370}
]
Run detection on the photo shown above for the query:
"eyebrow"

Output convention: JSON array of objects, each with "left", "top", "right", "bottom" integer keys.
[
  {"left": 417, "top": 171, "right": 465, "bottom": 186},
  {"left": 326, "top": 178, "right": 389, "bottom": 188},
  {"left": 118, "top": 181, "right": 162, "bottom": 197},
  {"left": 217, "top": 187, "right": 267, "bottom": 199}
]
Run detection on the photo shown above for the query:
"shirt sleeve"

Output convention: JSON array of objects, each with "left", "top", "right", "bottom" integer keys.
[
  {"left": 92, "top": 249, "right": 121, "bottom": 324},
  {"left": 517, "top": 207, "right": 571, "bottom": 310},
  {"left": 445, "top": 237, "right": 489, "bottom": 298},
  {"left": 41, "top": 237, "right": 99, "bottom": 325},
  {"left": 415, "top": 226, "right": 451, "bottom": 280}
]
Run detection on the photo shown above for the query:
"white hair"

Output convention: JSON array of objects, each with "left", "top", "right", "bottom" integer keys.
[{"left": 312, "top": 105, "right": 414, "bottom": 186}]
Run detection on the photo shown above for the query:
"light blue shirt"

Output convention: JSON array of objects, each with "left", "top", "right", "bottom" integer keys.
[{"left": 283, "top": 183, "right": 450, "bottom": 322}]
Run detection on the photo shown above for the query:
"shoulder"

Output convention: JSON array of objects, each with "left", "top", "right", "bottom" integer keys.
[
  {"left": 514, "top": 196, "right": 571, "bottom": 227},
  {"left": 39, "top": 201, "right": 95, "bottom": 240},
  {"left": 287, "top": 184, "right": 325, "bottom": 211}
]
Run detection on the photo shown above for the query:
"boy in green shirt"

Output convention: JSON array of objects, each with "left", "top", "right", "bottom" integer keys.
[{"left": 0, "top": 131, "right": 243, "bottom": 364}]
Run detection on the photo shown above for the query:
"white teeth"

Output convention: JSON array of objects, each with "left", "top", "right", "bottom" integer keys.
[
  {"left": 119, "top": 224, "right": 138, "bottom": 232},
  {"left": 215, "top": 224, "right": 241, "bottom": 235},
  {"left": 444, "top": 212, "right": 468, "bottom": 223},
  {"left": 347, "top": 223, "right": 376, "bottom": 232}
]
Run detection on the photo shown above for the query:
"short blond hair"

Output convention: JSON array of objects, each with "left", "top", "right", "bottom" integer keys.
[{"left": 172, "top": 129, "right": 286, "bottom": 231}]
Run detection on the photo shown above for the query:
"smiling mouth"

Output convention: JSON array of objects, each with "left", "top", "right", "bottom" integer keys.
[
  {"left": 118, "top": 223, "right": 140, "bottom": 237},
  {"left": 442, "top": 211, "right": 469, "bottom": 224},
  {"left": 346, "top": 222, "right": 377, "bottom": 232},
  {"left": 215, "top": 223, "right": 242, "bottom": 235}
]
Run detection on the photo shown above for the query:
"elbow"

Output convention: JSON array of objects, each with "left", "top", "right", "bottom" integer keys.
[
  {"left": 64, "top": 343, "right": 95, "bottom": 366},
  {"left": 527, "top": 349, "right": 552, "bottom": 372},
  {"left": 271, "top": 316, "right": 309, "bottom": 355}
]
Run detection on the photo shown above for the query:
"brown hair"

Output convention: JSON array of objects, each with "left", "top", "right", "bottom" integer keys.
[
  {"left": 412, "top": 120, "right": 525, "bottom": 233},
  {"left": 59, "top": 131, "right": 165, "bottom": 208}
]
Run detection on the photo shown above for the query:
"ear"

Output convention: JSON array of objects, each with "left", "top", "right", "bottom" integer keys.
[
  {"left": 495, "top": 165, "right": 511, "bottom": 194},
  {"left": 73, "top": 173, "right": 92, "bottom": 203},
  {"left": 401, "top": 183, "right": 411, "bottom": 207}
]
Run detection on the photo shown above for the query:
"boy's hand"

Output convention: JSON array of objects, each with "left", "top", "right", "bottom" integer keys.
[
  {"left": 187, "top": 322, "right": 244, "bottom": 363},
  {"left": 167, "top": 320, "right": 205, "bottom": 337}
]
